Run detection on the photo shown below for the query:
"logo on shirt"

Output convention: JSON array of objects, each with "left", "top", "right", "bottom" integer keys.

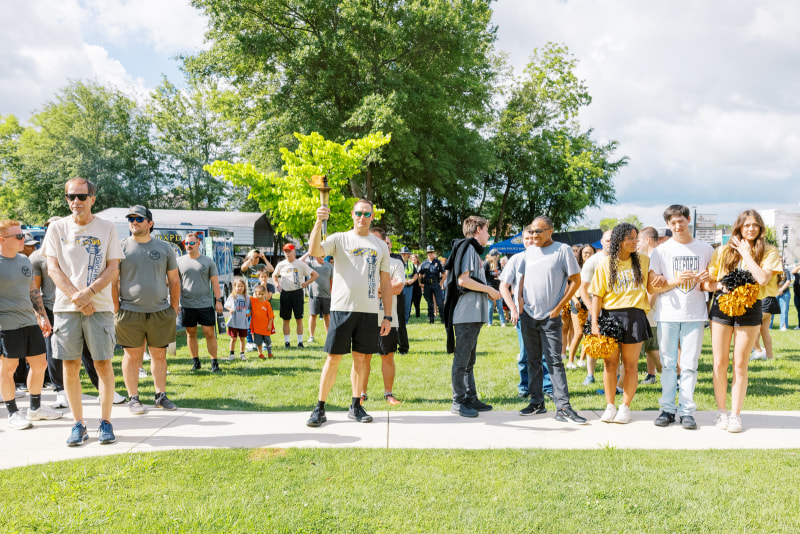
[
  {"left": 21, "top": 265, "right": 31, "bottom": 278},
  {"left": 62, "top": 236, "right": 103, "bottom": 286},
  {"left": 348, "top": 247, "right": 379, "bottom": 299},
  {"left": 149, "top": 250, "right": 161, "bottom": 261},
  {"left": 612, "top": 268, "right": 644, "bottom": 294},
  {"left": 671, "top": 256, "right": 700, "bottom": 294}
]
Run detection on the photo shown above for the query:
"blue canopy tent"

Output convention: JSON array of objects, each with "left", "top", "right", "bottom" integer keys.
[{"left": 490, "top": 233, "right": 524, "bottom": 255}]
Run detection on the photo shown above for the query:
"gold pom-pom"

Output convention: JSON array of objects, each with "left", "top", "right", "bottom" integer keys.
[
  {"left": 718, "top": 283, "right": 759, "bottom": 316},
  {"left": 561, "top": 303, "right": 571, "bottom": 322},
  {"left": 578, "top": 308, "right": 588, "bottom": 326},
  {"left": 583, "top": 334, "right": 619, "bottom": 360}
]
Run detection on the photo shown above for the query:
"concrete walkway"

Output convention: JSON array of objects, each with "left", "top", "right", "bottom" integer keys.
[{"left": 3, "top": 391, "right": 800, "bottom": 470}]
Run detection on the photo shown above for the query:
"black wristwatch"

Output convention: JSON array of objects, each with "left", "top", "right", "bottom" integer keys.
[
  {"left": 216, "top": 297, "right": 223, "bottom": 303},
  {"left": 383, "top": 316, "right": 392, "bottom": 322}
]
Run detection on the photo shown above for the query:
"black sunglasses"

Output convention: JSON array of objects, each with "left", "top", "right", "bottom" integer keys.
[
  {"left": 127, "top": 216, "right": 145, "bottom": 223},
  {"left": 66, "top": 194, "right": 89, "bottom": 201},
  {"left": 2, "top": 233, "right": 25, "bottom": 240}
]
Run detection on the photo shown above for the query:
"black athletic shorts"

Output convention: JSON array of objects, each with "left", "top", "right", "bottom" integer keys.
[
  {"left": 180, "top": 307, "right": 217, "bottom": 328},
  {"left": 279, "top": 289, "right": 305, "bottom": 320},
  {"left": 324, "top": 311, "right": 380, "bottom": 355},
  {"left": 378, "top": 327, "right": 398, "bottom": 356},
  {"left": 761, "top": 296, "right": 781, "bottom": 315},
  {"left": 710, "top": 297, "right": 762, "bottom": 328},
  {"left": 0, "top": 325, "right": 46, "bottom": 359}
]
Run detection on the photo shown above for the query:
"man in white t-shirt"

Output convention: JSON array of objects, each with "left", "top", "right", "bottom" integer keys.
[
  {"left": 648, "top": 205, "right": 713, "bottom": 430},
  {"left": 272, "top": 244, "right": 317, "bottom": 348},
  {"left": 305, "top": 199, "right": 392, "bottom": 427}
]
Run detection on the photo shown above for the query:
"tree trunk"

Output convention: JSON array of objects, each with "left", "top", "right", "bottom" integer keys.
[
  {"left": 420, "top": 188, "right": 428, "bottom": 249},
  {"left": 364, "top": 164, "right": 374, "bottom": 200},
  {"left": 495, "top": 179, "right": 512, "bottom": 241}
]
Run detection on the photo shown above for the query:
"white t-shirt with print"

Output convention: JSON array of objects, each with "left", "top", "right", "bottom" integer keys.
[
  {"left": 649, "top": 238, "right": 713, "bottom": 322},
  {"left": 321, "top": 230, "right": 391, "bottom": 314},
  {"left": 273, "top": 258, "right": 313, "bottom": 292}
]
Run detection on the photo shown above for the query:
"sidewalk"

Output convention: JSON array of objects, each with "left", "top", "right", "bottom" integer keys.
[{"left": 3, "top": 391, "right": 800, "bottom": 470}]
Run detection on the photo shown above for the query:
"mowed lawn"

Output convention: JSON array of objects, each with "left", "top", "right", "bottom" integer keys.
[{"left": 3, "top": 301, "right": 800, "bottom": 533}]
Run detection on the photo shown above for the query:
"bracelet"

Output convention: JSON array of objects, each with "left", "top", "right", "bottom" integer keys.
[{"left": 88, "top": 286, "right": 96, "bottom": 295}]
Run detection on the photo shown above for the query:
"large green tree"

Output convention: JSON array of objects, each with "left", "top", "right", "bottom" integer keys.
[
  {"left": 0, "top": 114, "right": 25, "bottom": 220},
  {"left": 484, "top": 43, "right": 627, "bottom": 236},
  {"left": 185, "top": 0, "right": 498, "bottom": 248}
]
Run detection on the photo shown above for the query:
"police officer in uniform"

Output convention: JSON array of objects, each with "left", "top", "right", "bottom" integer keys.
[{"left": 419, "top": 245, "right": 445, "bottom": 324}]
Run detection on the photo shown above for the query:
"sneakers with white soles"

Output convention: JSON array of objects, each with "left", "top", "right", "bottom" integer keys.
[
  {"left": 600, "top": 404, "right": 617, "bottom": 423},
  {"left": 613, "top": 405, "right": 632, "bottom": 424}
]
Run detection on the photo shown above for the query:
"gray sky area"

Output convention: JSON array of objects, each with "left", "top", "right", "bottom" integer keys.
[{"left": 2, "top": 0, "right": 799, "bottom": 228}]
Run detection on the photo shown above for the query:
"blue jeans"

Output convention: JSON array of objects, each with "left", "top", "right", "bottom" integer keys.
[
  {"left": 451, "top": 322, "right": 483, "bottom": 403},
  {"left": 777, "top": 292, "right": 791, "bottom": 329},
  {"left": 519, "top": 313, "right": 569, "bottom": 409},
  {"left": 488, "top": 298, "right": 506, "bottom": 326},
  {"left": 515, "top": 321, "right": 551, "bottom": 395},
  {"left": 657, "top": 321, "right": 704, "bottom": 417},
  {"left": 403, "top": 285, "right": 414, "bottom": 322}
]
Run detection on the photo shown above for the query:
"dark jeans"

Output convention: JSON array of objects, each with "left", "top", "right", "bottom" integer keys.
[
  {"left": 412, "top": 285, "right": 422, "bottom": 317},
  {"left": 396, "top": 290, "right": 409, "bottom": 353},
  {"left": 519, "top": 312, "right": 571, "bottom": 410},
  {"left": 795, "top": 291, "right": 800, "bottom": 326},
  {"left": 423, "top": 284, "right": 445, "bottom": 322},
  {"left": 451, "top": 322, "right": 483, "bottom": 403}
]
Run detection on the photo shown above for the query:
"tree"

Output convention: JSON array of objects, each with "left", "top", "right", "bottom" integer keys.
[
  {"left": 0, "top": 115, "right": 25, "bottom": 220},
  {"left": 484, "top": 43, "right": 627, "bottom": 237},
  {"left": 207, "top": 131, "right": 390, "bottom": 242},
  {"left": 185, "top": 0, "right": 498, "bottom": 246},
  {"left": 599, "top": 214, "right": 643, "bottom": 231}
]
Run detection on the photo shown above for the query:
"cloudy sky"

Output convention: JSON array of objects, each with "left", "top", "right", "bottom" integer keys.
[{"left": 3, "top": 0, "right": 799, "bottom": 229}]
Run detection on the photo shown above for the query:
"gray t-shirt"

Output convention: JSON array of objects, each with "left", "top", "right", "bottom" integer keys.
[
  {"left": 518, "top": 241, "right": 580, "bottom": 320},
  {"left": 30, "top": 249, "right": 55, "bottom": 310},
  {"left": 499, "top": 251, "right": 525, "bottom": 308},
  {"left": 307, "top": 259, "right": 333, "bottom": 299},
  {"left": 0, "top": 254, "right": 37, "bottom": 330},
  {"left": 177, "top": 254, "right": 219, "bottom": 309},
  {"left": 453, "top": 246, "right": 489, "bottom": 324},
  {"left": 119, "top": 237, "right": 178, "bottom": 313}
]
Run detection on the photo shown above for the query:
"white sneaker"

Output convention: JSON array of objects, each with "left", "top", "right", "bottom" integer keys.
[
  {"left": 565, "top": 362, "right": 578, "bottom": 370},
  {"left": 113, "top": 392, "right": 127, "bottom": 404},
  {"left": 600, "top": 404, "right": 617, "bottom": 423},
  {"left": 226, "top": 354, "right": 236, "bottom": 361},
  {"left": 8, "top": 411, "right": 32, "bottom": 430},
  {"left": 52, "top": 391, "right": 69, "bottom": 409},
  {"left": 14, "top": 389, "right": 25, "bottom": 398},
  {"left": 715, "top": 412, "right": 728, "bottom": 430},
  {"left": 143, "top": 352, "right": 152, "bottom": 361},
  {"left": 613, "top": 405, "right": 632, "bottom": 424},
  {"left": 139, "top": 367, "right": 148, "bottom": 378},
  {"left": 246, "top": 343, "right": 257, "bottom": 352},
  {"left": 727, "top": 414, "right": 742, "bottom": 433},
  {"left": 780, "top": 327, "right": 788, "bottom": 332},
  {"left": 26, "top": 405, "right": 63, "bottom": 421},
  {"left": 749, "top": 350, "right": 767, "bottom": 361},
  {"left": 308, "top": 336, "right": 315, "bottom": 343},
  {"left": 240, "top": 353, "right": 247, "bottom": 360},
  {"left": 577, "top": 359, "right": 586, "bottom": 368}
]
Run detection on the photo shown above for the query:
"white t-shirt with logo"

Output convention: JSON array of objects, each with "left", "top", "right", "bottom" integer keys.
[
  {"left": 273, "top": 258, "right": 313, "bottom": 292},
  {"left": 649, "top": 238, "right": 713, "bottom": 322},
  {"left": 321, "top": 230, "right": 391, "bottom": 314}
]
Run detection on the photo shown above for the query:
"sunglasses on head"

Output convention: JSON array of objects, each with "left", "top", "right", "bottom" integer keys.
[
  {"left": 66, "top": 193, "right": 89, "bottom": 201},
  {"left": 127, "top": 216, "right": 145, "bottom": 223},
  {"left": 353, "top": 211, "right": 372, "bottom": 218},
  {"left": 2, "top": 233, "right": 25, "bottom": 240}
]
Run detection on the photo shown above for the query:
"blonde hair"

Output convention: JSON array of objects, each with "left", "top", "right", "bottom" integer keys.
[
  {"left": 232, "top": 277, "right": 248, "bottom": 296},
  {"left": 0, "top": 219, "right": 21, "bottom": 233}
]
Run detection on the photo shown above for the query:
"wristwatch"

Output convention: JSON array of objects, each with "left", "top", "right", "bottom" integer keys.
[
  {"left": 216, "top": 297, "right": 223, "bottom": 303},
  {"left": 383, "top": 316, "right": 392, "bottom": 322}
]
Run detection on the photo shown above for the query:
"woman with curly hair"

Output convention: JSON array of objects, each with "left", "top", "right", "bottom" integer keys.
[
  {"left": 590, "top": 223, "right": 661, "bottom": 424},
  {"left": 701, "top": 210, "right": 781, "bottom": 433},
  {"left": 566, "top": 245, "right": 596, "bottom": 369}
]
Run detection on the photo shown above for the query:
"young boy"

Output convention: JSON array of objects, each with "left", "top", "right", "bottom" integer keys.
[{"left": 250, "top": 284, "right": 275, "bottom": 358}]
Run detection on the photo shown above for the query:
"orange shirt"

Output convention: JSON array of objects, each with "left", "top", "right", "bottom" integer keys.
[{"left": 249, "top": 297, "right": 275, "bottom": 335}]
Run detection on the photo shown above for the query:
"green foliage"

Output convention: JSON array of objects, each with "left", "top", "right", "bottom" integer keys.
[
  {"left": 207, "top": 131, "right": 390, "bottom": 241},
  {"left": 600, "top": 214, "right": 643, "bottom": 231},
  {"left": 765, "top": 225, "right": 778, "bottom": 246}
]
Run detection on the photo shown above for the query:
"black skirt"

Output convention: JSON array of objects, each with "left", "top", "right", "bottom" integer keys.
[{"left": 601, "top": 307, "right": 651, "bottom": 344}]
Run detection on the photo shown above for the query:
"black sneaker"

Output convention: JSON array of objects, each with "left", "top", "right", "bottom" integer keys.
[
  {"left": 211, "top": 360, "right": 220, "bottom": 373},
  {"left": 154, "top": 392, "right": 177, "bottom": 411},
  {"left": 520, "top": 402, "right": 546, "bottom": 416},
  {"left": 348, "top": 403, "right": 373, "bottom": 423},
  {"left": 285, "top": 342, "right": 291, "bottom": 348},
  {"left": 680, "top": 415, "right": 697, "bottom": 430},
  {"left": 450, "top": 402, "right": 479, "bottom": 418},
  {"left": 297, "top": 342, "right": 304, "bottom": 348},
  {"left": 654, "top": 410, "right": 676, "bottom": 427},
  {"left": 465, "top": 398, "right": 492, "bottom": 412},
  {"left": 192, "top": 358, "right": 201, "bottom": 370},
  {"left": 306, "top": 406, "right": 327, "bottom": 427},
  {"left": 554, "top": 406, "right": 588, "bottom": 425}
]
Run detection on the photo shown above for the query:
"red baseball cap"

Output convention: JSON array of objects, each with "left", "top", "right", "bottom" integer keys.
[{"left": 282, "top": 243, "right": 295, "bottom": 251}]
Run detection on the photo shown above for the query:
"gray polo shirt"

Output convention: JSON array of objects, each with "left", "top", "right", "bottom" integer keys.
[
  {"left": 307, "top": 259, "right": 333, "bottom": 299},
  {"left": 518, "top": 241, "right": 580, "bottom": 320},
  {"left": 177, "top": 254, "right": 219, "bottom": 309},
  {"left": 119, "top": 237, "right": 178, "bottom": 313},
  {"left": 453, "top": 246, "right": 489, "bottom": 324},
  {"left": 30, "top": 248, "right": 55, "bottom": 310},
  {"left": 0, "top": 254, "right": 37, "bottom": 330}
]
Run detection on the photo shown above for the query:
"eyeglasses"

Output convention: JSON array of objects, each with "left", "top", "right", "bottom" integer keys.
[
  {"left": 531, "top": 228, "right": 552, "bottom": 234},
  {"left": 66, "top": 193, "right": 89, "bottom": 201},
  {"left": 353, "top": 211, "right": 373, "bottom": 218},
  {"left": 127, "top": 216, "right": 145, "bottom": 223},
  {"left": 1, "top": 233, "right": 25, "bottom": 240}
]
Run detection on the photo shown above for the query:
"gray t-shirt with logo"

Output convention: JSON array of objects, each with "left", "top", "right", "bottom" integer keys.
[
  {"left": 119, "top": 238, "right": 178, "bottom": 313},
  {"left": 307, "top": 259, "right": 333, "bottom": 299},
  {"left": 30, "top": 248, "right": 56, "bottom": 310},
  {"left": 0, "top": 254, "right": 37, "bottom": 330},
  {"left": 177, "top": 254, "right": 219, "bottom": 309},
  {"left": 453, "top": 246, "right": 489, "bottom": 324}
]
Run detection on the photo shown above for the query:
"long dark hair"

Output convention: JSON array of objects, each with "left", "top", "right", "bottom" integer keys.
[
  {"left": 608, "top": 223, "right": 643, "bottom": 289},
  {"left": 578, "top": 244, "right": 596, "bottom": 268}
]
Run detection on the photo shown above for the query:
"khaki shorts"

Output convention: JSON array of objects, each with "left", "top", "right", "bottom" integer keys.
[
  {"left": 642, "top": 325, "right": 659, "bottom": 352},
  {"left": 115, "top": 308, "right": 177, "bottom": 349},
  {"left": 52, "top": 311, "right": 116, "bottom": 361}
]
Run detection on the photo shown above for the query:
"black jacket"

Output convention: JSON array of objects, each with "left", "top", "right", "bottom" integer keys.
[{"left": 442, "top": 237, "right": 484, "bottom": 353}]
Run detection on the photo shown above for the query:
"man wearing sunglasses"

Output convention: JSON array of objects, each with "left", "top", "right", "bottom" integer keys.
[
  {"left": 305, "top": 199, "right": 393, "bottom": 427},
  {"left": 177, "top": 232, "right": 224, "bottom": 372},
  {"left": 43, "top": 177, "right": 124, "bottom": 446},
  {"left": 113, "top": 205, "right": 180, "bottom": 415}
]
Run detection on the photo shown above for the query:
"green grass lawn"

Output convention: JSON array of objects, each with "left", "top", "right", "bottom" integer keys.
[
  {"left": 4, "top": 302, "right": 799, "bottom": 532},
  {"left": 86, "top": 300, "right": 800, "bottom": 413}
]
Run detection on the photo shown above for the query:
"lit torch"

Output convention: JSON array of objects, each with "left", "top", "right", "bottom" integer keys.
[{"left": 308, "top": 174, "right": 331, "bottom": 241}]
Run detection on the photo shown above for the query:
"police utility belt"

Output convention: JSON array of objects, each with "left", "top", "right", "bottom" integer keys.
[{"left": 423, "top": 278, "right": 439, "bottom": 285}]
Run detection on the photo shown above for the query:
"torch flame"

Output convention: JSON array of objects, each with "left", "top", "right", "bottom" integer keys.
[{"left": 308, "top": 175, "right": 326, "bottom": 188}]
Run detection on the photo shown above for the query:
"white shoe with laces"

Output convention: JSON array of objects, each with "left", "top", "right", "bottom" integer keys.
[
  {"left": 8, "top": 411, "right": 32, "bottom": 430},
  {"left": 113, "top": 392, "right": 127, "bottom": 404},
  {"left": 26, "top": 404, "right": 63, "bottom": 421},
  {"left": 600, "top": 404, "right": 617, "bottom": 423},
  {"left": 613, "top": 405, "right": 632, "bottom": 424},
  {"left": 715, "top": 412, "right": 728, "bottom": 430},
  {"left": 52, "top": 391, "right": 69, "bottom": 409},
  {"left": 565, "top": 362, "right": 578, "bottom": 370},
  {"left": 727, "top": 414, "right": 742, "bottom": 433}
]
